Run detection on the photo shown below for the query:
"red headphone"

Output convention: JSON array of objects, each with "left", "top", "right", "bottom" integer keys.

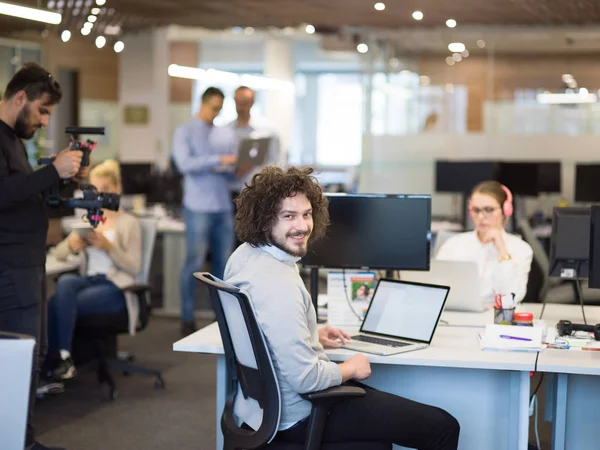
[{"left": 469, "top": 184, "right": 513, "bottom": 219}]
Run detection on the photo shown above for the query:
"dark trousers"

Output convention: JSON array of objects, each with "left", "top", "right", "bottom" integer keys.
[
  {"left": 47, "top": 273, "right": 126, "bottom": 354},
  {"left": 275, "top": 382, "right": 460, "bottom": 450},
  {"left": 0, "top": 266, "right": 46, "bottom": 448}
]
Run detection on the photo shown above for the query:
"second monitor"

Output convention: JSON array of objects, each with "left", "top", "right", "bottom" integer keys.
[
  {"left": 301, "top": 193, "right": 431, "bottom": 271},
  {"left": 549, "top": 206, "right": 591, "bottom": 279}
]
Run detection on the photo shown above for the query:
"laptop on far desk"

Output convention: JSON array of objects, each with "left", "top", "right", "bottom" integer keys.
[
  {"left": 401, "top": 260, "right": 484, "bottom": 312},
  {"left": 343, "top": 279, "right": 450, "bottom": 356}
]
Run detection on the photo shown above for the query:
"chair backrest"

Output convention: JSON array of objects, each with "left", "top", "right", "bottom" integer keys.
[
  {"left": 137, "top": 216, "right": 158, "bottom": 285},
  {"left": 136, "top": 216, "right": 158, "bottom": 329},
  {"left": 194, "top": 272, "right": 281, "bottom": 450},
  {"left": 432, "top": 230, "right": 459, "bottom": 257},
  {"left": 0, "top": 332, "right": 35, "bottom": 450},
  {"left": 518, "top": 218, "right": 550, "bottom": 300}
]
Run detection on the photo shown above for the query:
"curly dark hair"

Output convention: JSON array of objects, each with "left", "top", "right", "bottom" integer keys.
[{"left": 235, "top": 166, "right": 330, "bottom": 247}]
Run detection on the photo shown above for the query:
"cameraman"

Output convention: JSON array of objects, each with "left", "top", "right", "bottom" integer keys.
[{"left": 0, "top": 62, "right": 88, "bottom": 450}]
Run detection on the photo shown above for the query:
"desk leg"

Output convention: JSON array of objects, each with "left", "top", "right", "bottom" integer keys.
[
  {"left": 216, "top": 354, "right": 225, "bottom": 450},
  {"left": 551, "top": 373, "right": 568, "bottom": 450},
  {"left": 508, "top": 371, "right": 530, "bottom": 450}
]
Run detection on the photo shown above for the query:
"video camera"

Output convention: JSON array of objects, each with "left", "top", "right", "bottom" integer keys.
[{"left": 39, "top": 126, "right": 120, "bottom": 228}]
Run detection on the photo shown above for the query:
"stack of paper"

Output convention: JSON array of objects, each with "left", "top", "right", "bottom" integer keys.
[{"left": 480, "top": 324, "right": 545, "bottom": 352}]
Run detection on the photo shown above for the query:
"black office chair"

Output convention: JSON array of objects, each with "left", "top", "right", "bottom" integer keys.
[
  {"left": 195, "top": 272, "right": 391, "bottom": 450},
  {"left": 72, "top": 217, "right": 165, "bottom": 400}
]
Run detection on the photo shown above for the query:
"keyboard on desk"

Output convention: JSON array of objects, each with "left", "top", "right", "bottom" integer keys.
[{"left": 351, "top": 335, "right": 410, "bottom": 348}]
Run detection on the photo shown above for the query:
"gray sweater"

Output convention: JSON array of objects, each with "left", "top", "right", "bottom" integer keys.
[{"left": 224, "top": 243, "right": 342, "bottom": 430}]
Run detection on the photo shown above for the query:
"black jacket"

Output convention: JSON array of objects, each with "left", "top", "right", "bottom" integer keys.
[{"left": 0, "top": 120, "right": 60, "bottom": 269}]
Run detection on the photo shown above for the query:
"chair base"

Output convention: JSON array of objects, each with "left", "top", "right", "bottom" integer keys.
[
  {"left": 73, "top": 331, "right": 165, "bottom": 401},
  {"left": 268, "top": 442, "right": 391, "bottom": 450},
  {"left": 97, "top": 358, "right": 166, "bottom": 401}
]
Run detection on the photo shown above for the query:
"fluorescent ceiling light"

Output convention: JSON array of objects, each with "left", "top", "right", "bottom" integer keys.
[
  {"left": 536, "top": 92, "right": 598, "bottom": 104},
  {"left": 167, "top": 64, "right": 295, "bottom": 92},
  {"left": 0, "top": 1, "right": 61, "bottom": 24}
]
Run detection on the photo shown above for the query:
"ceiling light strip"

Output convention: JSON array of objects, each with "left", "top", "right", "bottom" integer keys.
[
  {"left": 167, "top": 64, "right": 295, "bottom": 92},
  {"left": 0, "top": 1, "right": 61, "bottom": 24}
]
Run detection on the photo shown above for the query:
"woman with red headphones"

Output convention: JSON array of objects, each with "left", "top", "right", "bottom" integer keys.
[{"left": 436, "top": 181, "right": 534, "bottom": 307}]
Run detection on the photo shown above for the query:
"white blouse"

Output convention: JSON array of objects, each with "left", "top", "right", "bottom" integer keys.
[
  {"left": 86, "top": 229, "right": 117, "bottom": 277},
  {"left": 435, "top": 230, "right": 534, "bottom": 305}
]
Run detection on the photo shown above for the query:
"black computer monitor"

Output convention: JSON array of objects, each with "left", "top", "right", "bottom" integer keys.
[
  {"left": 549, "top": 206, "right": 591, "bottom": 279},
  {"left": 575, "top": 164, "right": 600, "bottom": 202},
  {"left": 435, "top": 161, "right": 497, "bottom": 193},
  {"left": 119, "top": 163, "right": 155, "bottom": 196},
  {"left": 589, "top": 206, "right": 600, "bottom": 288},
  {"left": 301, "top": 194, "right": 431, "bottom": 270},
  {"left": 496, "top": 162, "right": 539, "bottom": 197},
  {"left": 537, "top": 162, "right": 561, "bottom": 193}
]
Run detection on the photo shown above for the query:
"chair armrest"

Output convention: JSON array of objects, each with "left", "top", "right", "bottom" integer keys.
[
  {"left": 122, "top": 284, "right": 151, "bottom": 294},
  {"left": 300, "top": 385, "right": 365, "bottom": 403}
]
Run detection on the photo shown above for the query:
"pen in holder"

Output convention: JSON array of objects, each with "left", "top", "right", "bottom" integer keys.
[
  {"left": 493, "top": 293, "right": 516, "bottom": 325},
  {"left": 494, "top": 307, "right": 515, "bottom": 325}
]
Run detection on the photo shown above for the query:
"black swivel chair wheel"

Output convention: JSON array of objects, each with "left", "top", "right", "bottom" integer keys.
[{"left": 155, "top": 375, "right": 166, "bottom": 389}]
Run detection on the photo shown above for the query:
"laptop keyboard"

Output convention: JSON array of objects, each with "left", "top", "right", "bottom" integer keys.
[{"left": 351, "top": 335, "right": 410, "bottom": 348}]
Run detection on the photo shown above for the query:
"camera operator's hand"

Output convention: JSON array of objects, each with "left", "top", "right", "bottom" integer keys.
[
  {"left": 71, "top": 155, "right": 92, "bottom": 184},
  {"left": 53, "top": 147, "right": 82, "bottom": 179},
  {"left": 86, "top": 231, "right": 113, "bottom": 252},
  {"left": 68, "top": 233, "right": 88, "bottom": 252}
]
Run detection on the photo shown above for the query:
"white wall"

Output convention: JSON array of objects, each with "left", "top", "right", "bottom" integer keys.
[
  {"left": 79, "top": 100, "right": 192, "bottom": 166},
  {"left": 361, "top": 133, "right": 600, "bottom": 218},
  {"left": 119, "top": 28, "right": 170, "bottom": 165}
]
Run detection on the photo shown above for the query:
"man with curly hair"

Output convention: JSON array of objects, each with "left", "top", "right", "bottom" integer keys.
[{"left": 224, "top": 166, "right": 460, "bottom": 449}]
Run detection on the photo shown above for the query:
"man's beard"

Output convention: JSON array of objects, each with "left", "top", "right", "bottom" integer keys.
[
  {"left": 270, "top": 229, "right": 311, "bottom": 257},
  {"left": 14, "top": 104, "right": 37, "bottom": 140}
]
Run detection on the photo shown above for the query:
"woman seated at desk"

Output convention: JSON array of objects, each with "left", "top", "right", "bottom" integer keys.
[
  {"left": 45, "top": 160, "right": 142, "bottom": 381},
  {"left": 435, "top": 181, "right": 533, "bottom": 307}
]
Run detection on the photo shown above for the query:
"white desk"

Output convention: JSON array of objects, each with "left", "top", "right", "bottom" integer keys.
[
  {"left": 174, "top": 321, "right": 535, "bottom": 450},
  {"left": 532, "top": 304, "right": 600, "bottom": 450}
]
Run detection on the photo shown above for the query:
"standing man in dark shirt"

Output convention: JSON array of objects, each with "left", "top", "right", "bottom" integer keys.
[{"left": 0, "top": 62, "right": 87, "bottom": 450}]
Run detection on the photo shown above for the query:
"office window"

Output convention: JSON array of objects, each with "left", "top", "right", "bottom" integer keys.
[{"left": 315, "top": 73, "right": 363, "bottom": 166}]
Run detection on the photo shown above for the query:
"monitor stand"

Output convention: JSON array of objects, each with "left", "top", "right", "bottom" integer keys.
[{"left": 540, "top": 278, "right": 587, "bottom": 325}]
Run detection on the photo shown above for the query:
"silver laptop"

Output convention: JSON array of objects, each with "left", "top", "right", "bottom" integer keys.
[
  {"left": 401, "top": 260, "right": 483, "bottom": 312},
  {"left": 343, "top": 279, "right": 450, "bottom": 356},
  {"left": 237, "top": 137, "right": 270, "bottom": 167}
]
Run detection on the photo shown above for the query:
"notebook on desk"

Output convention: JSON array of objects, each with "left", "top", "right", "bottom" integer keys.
[{"left": 343, "top": 279, "right": 450, "bottom": 356}]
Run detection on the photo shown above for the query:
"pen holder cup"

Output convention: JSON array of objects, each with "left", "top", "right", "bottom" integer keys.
[{"left": 494, "top": 307, "right": 515, "bottom": 325}]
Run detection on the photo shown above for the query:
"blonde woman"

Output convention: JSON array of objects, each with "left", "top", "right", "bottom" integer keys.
[
  {"left": 46, "top": 160, "right": 141, "bottom": 380},
  {"left": 435, "top": 181, "right": 533, "bottom": 307}
]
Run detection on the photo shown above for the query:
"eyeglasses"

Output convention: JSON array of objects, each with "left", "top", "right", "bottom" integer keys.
[{"left": 470, "top": 206, "right": 500, "bottom": 216}]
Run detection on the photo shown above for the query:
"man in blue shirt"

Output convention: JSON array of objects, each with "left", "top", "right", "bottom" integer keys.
[{"left": 171, "top": 87, "right": 239, "bottom": 336}]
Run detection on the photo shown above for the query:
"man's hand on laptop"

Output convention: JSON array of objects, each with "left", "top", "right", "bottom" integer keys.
[
  {"left": 318, "top": 325, "right": 351, "bottom": 348},
  {"left": 220, "top": 155, "right": 237, "bottom": 165},
  {"left": 339, "top": 354, "right": 371, "bottom": 382}
]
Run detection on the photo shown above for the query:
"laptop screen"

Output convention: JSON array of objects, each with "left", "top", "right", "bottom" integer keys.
[{"left": 360, "top": 279, "right": 449, "bottom": 344}]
